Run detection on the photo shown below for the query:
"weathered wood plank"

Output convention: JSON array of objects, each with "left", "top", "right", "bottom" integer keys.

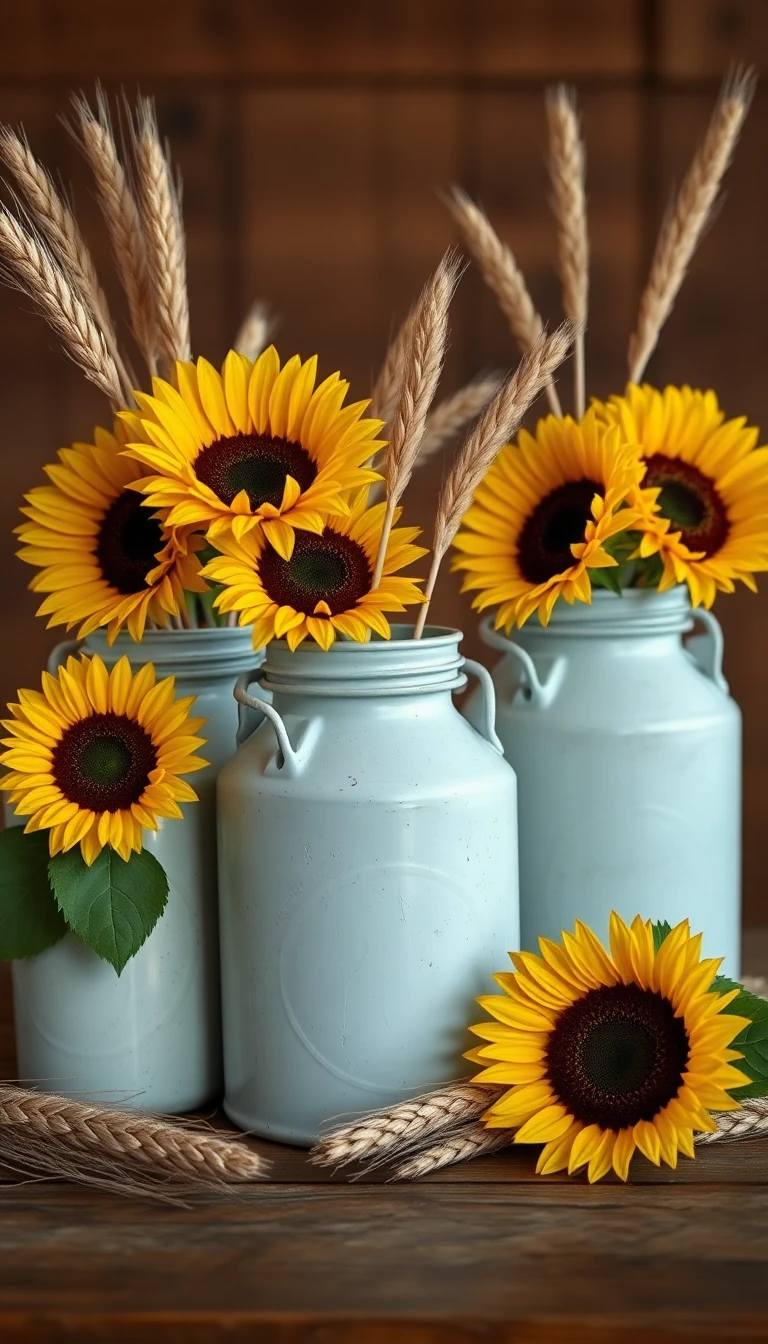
[
  {"left": 0, "top": 0, "right": 646, "bottom": 81},
  {"left": 659, "top": 0, "right": 767, "bottom": 78},
  {"left": 0, "top": 1182, "right": 766, "bottom": 1336}
]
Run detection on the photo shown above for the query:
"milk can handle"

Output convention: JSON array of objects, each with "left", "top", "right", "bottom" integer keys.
[
  {"left": 687, "top": 608, "right": 729, "bottom": 694},
  {"left": 233, "top": 668, "right": 303, "bottom": 777},
  {"left": 47, "top": 639, "right": 82, "bottom": 673},
  {"left": 461, "top": 658, "right": 504, "bottom": 754},
  {"left": 479, "top": 616, "right": 562, "bottom": 710}
]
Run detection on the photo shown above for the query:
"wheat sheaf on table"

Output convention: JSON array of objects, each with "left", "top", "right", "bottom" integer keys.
[
  {"left": 0, "top": 1085, "right": 268, "bottom": 1200},
  {"left": 310, "top": 974, "right": 768, "bottom": 1180},
  {"left": 1, "top": 974, "right": 766, "bottom": 1195}
]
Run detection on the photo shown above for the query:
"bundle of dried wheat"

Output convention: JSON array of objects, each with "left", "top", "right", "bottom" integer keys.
[
  {"left": 444, "top": 68, "right": 753, "bottom": 414},
  {"left": 0, "top": 1084, "right": 268, "bottom": 1201}
]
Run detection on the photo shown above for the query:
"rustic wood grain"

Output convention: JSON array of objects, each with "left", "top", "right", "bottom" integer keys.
[
  {"left": 0, "top": 1182, "right": 766, "bottom": 1340},
  {"left": 659, "top": 0, "right": 768, "bottom": 77},
  {"left": 0, "top": 0, "right": 646, "bottom": 80}
]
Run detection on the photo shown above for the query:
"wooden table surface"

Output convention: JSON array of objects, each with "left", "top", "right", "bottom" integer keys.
[{"left": 1, "top": 938, "right": 768, "bottom": 1343}]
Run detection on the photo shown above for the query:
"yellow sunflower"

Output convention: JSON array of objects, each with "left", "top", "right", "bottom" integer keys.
[
  {"left": 202, "top": 492, "right": 426, "bottom": 651},
  {"left": 16, "top": 419, "right": 206, "bottom": 643},
  {"left": 121, "top": 347, "right": 383, "bottom": 561},
  {"left": 600, "top": 384, "right": 768, "bottom": 608},
  {"left": 0, "top": 653, "right": 208, "bottom": 866},
  {"left": 452, "top": 410, "right": 647, "bottom": 630},
  {"left": 468, "top": 914, "right": 751, "bottom": 1182}
]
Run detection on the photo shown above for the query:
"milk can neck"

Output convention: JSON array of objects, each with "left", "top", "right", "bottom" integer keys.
[
  {"left": 523, "top": 587, "right": 695, "bottom": 640},
  {"left": 259, "top": 626, "right": 467, "bottom": 698},
  {"left": 83, "top": 626, "right": 256, "bottom": 680}
]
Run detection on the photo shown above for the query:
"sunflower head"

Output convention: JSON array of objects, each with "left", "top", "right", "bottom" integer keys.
[
  {"left": 452, "top": 409, "right": 646, "bottom": 630},
  {"left": 600, "top": 384, "right": 768, "bottom": 608},
  {"left": 202, "top": 489, "right": 426, "bottom": 651},
  {"left": 0, "top": 653, "right": 208, "bottom": 865},
  {"left": 16, "top": 418, "right": 207, "bottom": 644},
  {"left": 120, "top": 347, "right": 384, "bottom": 561},
  {"left": 468, "top": 914, "right": 751, "bottom": 1182}
]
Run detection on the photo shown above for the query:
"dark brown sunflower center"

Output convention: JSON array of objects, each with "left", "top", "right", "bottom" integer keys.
[
  {"left": 545, "top": 982, "right": 689, "bottom": 1130},
  {"left": 516, "top": 479, "right": 603, "bottom": 585},
  {"left": 643, "top": 453, "right": 728, "bottom": 557},
  {"left": 52, "top": 712, "right": 157, "bottom": 813},
  {"left": 258, "top": 527, "right": 371, "bottom": 616},
  {"left": 96, "top": 492, "right": 164, "bottom": 595},
  {"left": 195, "top": 433, "right": 317, "bottom": 510}
]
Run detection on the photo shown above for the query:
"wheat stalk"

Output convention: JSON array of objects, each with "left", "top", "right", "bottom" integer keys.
[
  {"left": 133, "top": 97, "right": 191, "bottom": 374},
  {"left": 413, "top": 322, "right": 575, "bottom": 638},
  {"left": 310, "top": 1083, "right": 500, "bottom": 1169},
  {"left": 69, "top": 91, "right": 159, "bottom": 378},
  {"left": 394, "top": 1122, "right": 512, "bottom": 1180},
  {"left": 446, "top": 186, "right": 561, "bottom": 417},
  {"left": 0, "top": 126, "right": 134, "bottom": 403},
  {"left": 0, "top": 207, "right": 124, "bottom": 403},
  {"left": 370, "top": 306, "right": 415, "bottom": 427},
  {"left": 233, "top": 300, "right": 273, "bottom": 361},
  {"left": 628, "top": 66, "right": 754, "bottom": 384},
  {"left": 369, "top": 372, "right": 503, "bottom": 502},
  {"left": 314, "top": 1076, "right": 768, "bottom": 1182},
  {"left": 370, "top": 251, "right": 461, "bottom": 591},
  {"left": 695, "top": 1098, "right": 768, "bottom": 1144},
  {"left": 546, "top": 85, "right": 588, "bottom": 416},
  {"left": 416, "top": 373, "right": 504, "bottom": 465},
  {"left": 0, "top": 1084, "right": 268, "bottom": 1200}
]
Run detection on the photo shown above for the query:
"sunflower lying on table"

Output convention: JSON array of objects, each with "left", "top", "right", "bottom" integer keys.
[
  {"left": 468, "top": 914, "right": 753, "bottom": 1181},
  {"left": 312, "top": 914, "right": 768, "bottom": 1183}
]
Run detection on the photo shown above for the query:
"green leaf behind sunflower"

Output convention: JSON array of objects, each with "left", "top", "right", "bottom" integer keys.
[
  {"left": 49, "top": 846, "right": 169, "bottom": 975},
  {"left": 652, "top": 919, "right": 673, "bottom": 952},
  {"left": 712, "top": 975, "right": 768, "bottom": 1100},
  {"left": 0, "top": 826, "right": 67, "bottom": 958}
]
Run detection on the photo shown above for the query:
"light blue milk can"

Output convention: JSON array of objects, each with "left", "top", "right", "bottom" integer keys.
[
  {"left": 11, "top": 626, "right": 257, "bottom": 1112},
  {"left": 217, "top": 626, "right": 520, "bottom": 1145},
  {"left": 467, "top": 587, "right": 741, "bottom": 975}
]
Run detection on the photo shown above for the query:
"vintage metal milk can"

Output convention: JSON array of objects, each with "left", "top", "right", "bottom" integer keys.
[
  {"left": 11, "top": 626, "right": 258, "bottom": 1112},
  {"left": 217, "top": 626, "right": 520, "bottom": 1145},
  {"left": 469, "top": 587, "right": 741, "bottom": 975}
]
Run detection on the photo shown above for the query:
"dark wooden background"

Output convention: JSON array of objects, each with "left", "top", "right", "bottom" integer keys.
[{"left": 0, "top": 0, "right": 766, "bottom": 922}]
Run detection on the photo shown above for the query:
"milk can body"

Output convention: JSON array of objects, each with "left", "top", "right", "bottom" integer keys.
[
  {"left": 467, "top": 588, "right": 741, "bottom": 975},
  {"left": 11, "top": 627, "right": 257, "bottom": 1112},
  {"left": 217, "top": 627, "right": 520, "bottom": 1145}
]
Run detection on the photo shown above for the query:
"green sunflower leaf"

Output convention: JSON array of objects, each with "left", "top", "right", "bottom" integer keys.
[
  {"left": 49, "top": 846, "right": 169, "bottom": 975},
  {"left": 652, "top": 919, "right": 673, "bottom": 951},
  {"left": 591, "top": 565, "right": 624, "bottom": 597},
  {"left": 0, "top": 826, "right": 67, "bottom": 958},
  {"left": 711, "top": 975, "right": 768, "bottom": 1099},
  {"left": 633, "top": 554, "right": 665, "bottom": 590}
]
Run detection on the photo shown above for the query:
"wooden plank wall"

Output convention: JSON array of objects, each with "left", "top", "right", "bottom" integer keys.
[{"left": 0, "top": 0, "right": 766, "bottom": 922}]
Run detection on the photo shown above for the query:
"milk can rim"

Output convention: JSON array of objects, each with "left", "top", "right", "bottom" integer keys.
[
  {"left": 80, "top": 625, "right": 256, "bottom": 679},
  {"left": 485, "top": 585, "right": 696, "bottom": 640},
  {"left": 260, "top": 625, "right": 467, "bottom": 693}
]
